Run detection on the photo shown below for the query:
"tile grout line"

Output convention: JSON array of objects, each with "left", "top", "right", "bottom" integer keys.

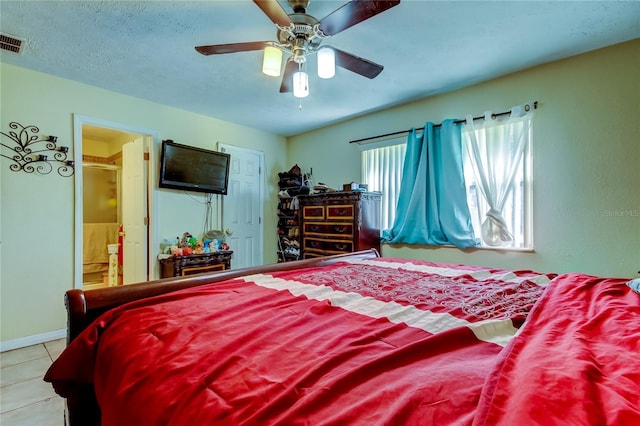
[
  {"left": 44, "top": 343, "right": 55, "bottom": 363},
  {"left": 0, "top": 395, "right": 59, "bottom": 416},
  {"left": 1, "top": 373, "right": 49, "bottom": 390},
  {"left": 1, "top": 354, "right": 50, "bottom": 368}
]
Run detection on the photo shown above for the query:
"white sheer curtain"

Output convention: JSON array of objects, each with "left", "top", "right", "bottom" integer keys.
[
  {"left": 361, "top": 139, "right": 406, "bottom": 232},
  {"left": 463, "top": 102, "right": 534, "bottom": 246}
]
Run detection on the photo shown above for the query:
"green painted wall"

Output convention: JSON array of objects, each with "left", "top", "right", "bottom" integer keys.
[
  {"left": 0, "top": 64, "right": 286, "bottom": 344},
  {"left": 287, "top": 39, "right": 640, "bottom": 278}
]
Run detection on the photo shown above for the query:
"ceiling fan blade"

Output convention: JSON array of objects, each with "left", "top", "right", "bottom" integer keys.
[
  {"left": 333, "top": 47, "right": 384, "bottom": 79},
  {"left": 317, "top": 0, "right": 400, "bottom": 36},
  {"left": 279, "top": 59, "right": 298, "bottom": 93},
  {"left": 195, "top": 41, "right": 271, "bottom": 55},
  {"left": 253, "top": 0, "right": 293, "bottom": 28}
]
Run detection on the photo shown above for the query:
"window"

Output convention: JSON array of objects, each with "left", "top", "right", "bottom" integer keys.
[
  {"left": 361, "top": 113, "right": 533, "bottom": 249},
  {"left": 361, "top": 139, "right": 406, "bottom": 231},
  {"left": 462, "top": 116, "right": 533, "bottom": 249}
]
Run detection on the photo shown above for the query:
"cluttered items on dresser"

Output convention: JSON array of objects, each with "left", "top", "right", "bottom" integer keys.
[{"left": 276, "top": 165, "right": 382, "bottom": 262}]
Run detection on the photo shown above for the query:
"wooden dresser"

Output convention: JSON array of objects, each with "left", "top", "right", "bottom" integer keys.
[
  {"left": 298, "top": 191, "right": 381, "bottom": 259},
  {"left": 159, "top": 251, "right": 233, "bottom": 278}
]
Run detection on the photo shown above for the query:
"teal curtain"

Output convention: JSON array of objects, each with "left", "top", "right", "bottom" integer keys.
[{"left": 382, "top": 119, "right": 478, "bottom": 248}]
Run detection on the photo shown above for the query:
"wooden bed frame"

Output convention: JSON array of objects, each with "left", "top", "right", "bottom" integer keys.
[{"left": 62, "top": 249, "right": 380, "bottom": 425}]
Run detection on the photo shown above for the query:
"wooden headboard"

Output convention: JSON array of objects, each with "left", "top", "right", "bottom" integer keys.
[{"left": 66, "top": 248, "right": 381, "bottom": 343}]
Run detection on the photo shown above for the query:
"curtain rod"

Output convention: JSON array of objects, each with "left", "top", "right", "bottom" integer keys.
[{"left": 348, "top": 101, "right": 538, "bottom": 144}]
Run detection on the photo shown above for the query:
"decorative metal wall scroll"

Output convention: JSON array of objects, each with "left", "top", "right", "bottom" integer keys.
[{"left": 1, "top": 121, "right": 74, "bottom": 176}]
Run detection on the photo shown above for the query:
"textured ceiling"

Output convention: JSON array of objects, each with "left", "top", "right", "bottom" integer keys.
[{"left": 1, "top": 0, "right": 638, "bottom": 136}]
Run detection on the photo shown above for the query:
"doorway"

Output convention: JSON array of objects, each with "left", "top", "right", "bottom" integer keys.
[{"left": 73, "top": 115, "right": 158, "bottom": 289}]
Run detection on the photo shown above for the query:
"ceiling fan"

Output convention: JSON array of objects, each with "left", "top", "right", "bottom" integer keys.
[{"left": 195, "top": 0, "right": 400, "bottom": 96}]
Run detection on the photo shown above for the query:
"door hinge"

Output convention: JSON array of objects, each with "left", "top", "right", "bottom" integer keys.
[{"left": 144, "top": 217, "right": 149, "bottom": 226}]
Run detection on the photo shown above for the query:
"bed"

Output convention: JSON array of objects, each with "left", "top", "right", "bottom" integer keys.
[{"left": 45, "top": 249, "right": 640, "bottom": 425}]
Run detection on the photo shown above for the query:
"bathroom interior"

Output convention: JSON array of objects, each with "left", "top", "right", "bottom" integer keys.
[{"left": 81, "top": 125, "right": 139, "bottom": 289}]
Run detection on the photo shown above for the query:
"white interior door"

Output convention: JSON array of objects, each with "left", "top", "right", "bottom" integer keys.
[
  {"left": 122, "top": 137, "right": 148, "bottom": 283},
  {"left": 219, "top": 144, "right": 264, "bottom": 269}
]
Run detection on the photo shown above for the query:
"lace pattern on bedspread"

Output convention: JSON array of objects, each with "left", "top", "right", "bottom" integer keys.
[{"left": 294, "top": 264, "right": 549, "bottom": 323}]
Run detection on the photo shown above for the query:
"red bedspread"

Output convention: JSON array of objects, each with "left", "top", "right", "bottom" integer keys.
[
  {"left": 474, "top": 273, "right": 640, "bottom": 426},
  {"left": 45, "top": 258, "right": 561, "bottom": 425}
]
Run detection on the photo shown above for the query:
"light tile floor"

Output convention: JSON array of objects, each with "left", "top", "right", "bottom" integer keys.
[{"left": 0, "top": 339, "right": 66, "bottom": 425}]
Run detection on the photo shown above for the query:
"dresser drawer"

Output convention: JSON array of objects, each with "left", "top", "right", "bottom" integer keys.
[
  {"left": 326, "top": 204, "right": 354, "bottom": 220},
  {"left": 303, "top": 237, "right": 353, "bottom": 253},
  {"left": 303, "top": 221, "right": 354, "bottom": 237},
  {"left": 302, "top": 205, "right": 325, "bottom": 219},
  {"left": 302, "top": 246, "right": 353, "bottom": 258},
  {"left": 302, "top": 250, "right": 326, "bottom": 259}
]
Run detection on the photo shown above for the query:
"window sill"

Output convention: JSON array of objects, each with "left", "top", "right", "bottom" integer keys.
[
  {"left": 381, "top": 242, "right": 535, "bottom": 253},
  {"left": 469, "top": 245, "right": 535, "bottom": 253}
]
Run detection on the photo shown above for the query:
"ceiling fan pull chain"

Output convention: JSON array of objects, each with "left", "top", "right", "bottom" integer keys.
[{"left": 298, "top": 60, "right": 304, "bottom": 110}]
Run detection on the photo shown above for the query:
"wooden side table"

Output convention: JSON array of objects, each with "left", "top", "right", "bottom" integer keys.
[{"left": 159, "top": 251, "right": 233, "bottom": 278}]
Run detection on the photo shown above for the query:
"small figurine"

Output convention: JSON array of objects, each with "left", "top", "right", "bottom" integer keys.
[
  {"left": 180, "top": 232, "right": 193, "bottom": 248},
  {"left": 188, "top": 237, "right": 197, "bottom": 249}
]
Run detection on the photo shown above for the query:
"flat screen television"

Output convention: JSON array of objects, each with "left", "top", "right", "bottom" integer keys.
[{"left": 159, "top": 140, "right": 231, "bottom": 195}]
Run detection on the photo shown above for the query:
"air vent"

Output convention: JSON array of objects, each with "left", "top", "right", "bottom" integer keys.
[{"left": 0, "top": 33, "right": 25, "bottom": 54}]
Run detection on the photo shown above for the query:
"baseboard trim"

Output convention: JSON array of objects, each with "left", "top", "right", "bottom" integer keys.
[{"left": 0, "top": 329, "right": 66, "bottom": 352}]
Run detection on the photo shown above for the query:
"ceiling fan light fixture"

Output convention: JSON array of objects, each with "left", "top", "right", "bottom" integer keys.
[
  {"left": 196, "top": 0, "right": 399, "bottom": 100},
  {"left": 317, "top": 47, "right": 335, "bottom": 79},
  {"left": 262, "top": 46, "right": 283, "bottom": 77},
  {"left": 293, "top": 71, "right": 309, "bottom": 98}
]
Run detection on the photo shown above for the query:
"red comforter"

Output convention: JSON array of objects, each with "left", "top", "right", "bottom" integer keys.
[
  {"left": 474, "top": 273, "right": 640, "bottom": 426},
  {"left": 45, "top": 258, "right": 639, "bottom": 425}
]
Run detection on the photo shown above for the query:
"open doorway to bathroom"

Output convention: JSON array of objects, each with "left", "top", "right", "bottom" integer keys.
[
  {"left": 81, "top": 126, "right": 139, "bottom": 289},
  {"left": 73, "top": 115, "right": 157, "bottom": 290}
]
